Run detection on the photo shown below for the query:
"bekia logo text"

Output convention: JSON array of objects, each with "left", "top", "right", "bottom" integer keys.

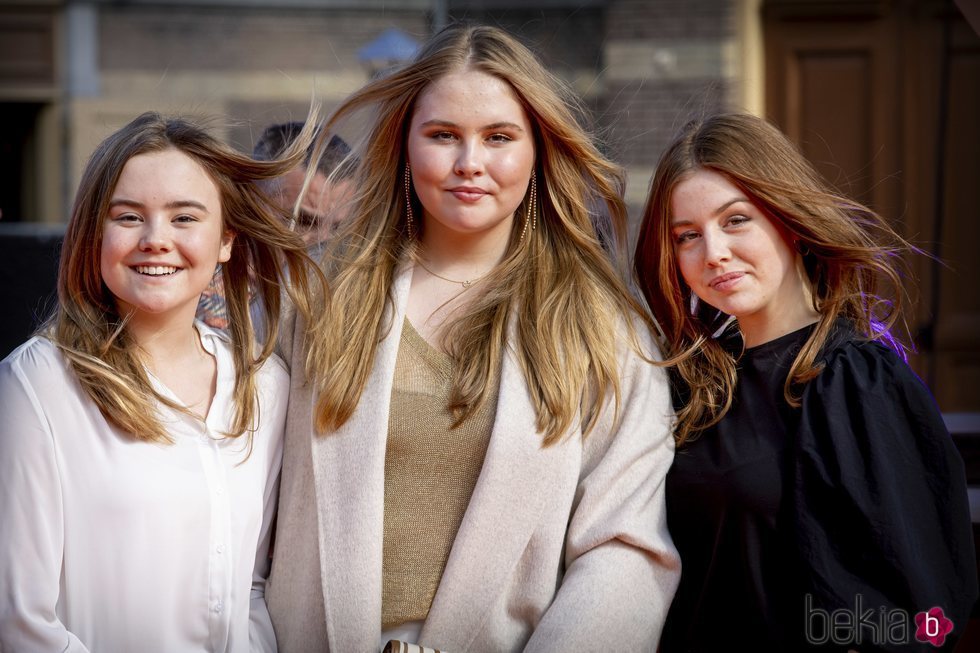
[{"left": 805, "top": 594, "right": 954, "bottom": 648}]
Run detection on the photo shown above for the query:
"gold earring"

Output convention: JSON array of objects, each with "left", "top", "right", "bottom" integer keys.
[
  {"left": 519, "top": 173, "right": 537, "bottom": 243},
  {"left": 404, "top": 162, "right": 416, "bottom": 239}
]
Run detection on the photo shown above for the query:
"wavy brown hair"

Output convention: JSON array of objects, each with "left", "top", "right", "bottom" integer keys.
[
  {"left": 306, "top": 24, "right": 652, "bottom": 445},
  {"left": 48, "top": 111, "right": 322, "bottom": 445},
  {"left": 634, "top": 113, "right": 914, "bottom": 445}
]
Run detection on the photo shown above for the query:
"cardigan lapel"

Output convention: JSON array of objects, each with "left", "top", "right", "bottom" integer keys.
[
  {"left": 309, "top": 263, "right": 577, "bottom": 651},
  {"left": 310, "top": 264, "right": 413, "bottom": 652},
  {"left": 419, "top": 331, "right": 580, "bottom": 651}
]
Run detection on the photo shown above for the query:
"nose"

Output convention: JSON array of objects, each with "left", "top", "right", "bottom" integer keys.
[
  {"left": 703, "top": 230, "right": 731, "bottom": 267},
  {"left": 453, "top": 139, "right": 484, "bottom": 177},
  {"left": 139, "top": 218, "right": 173, "bottom": 252}
]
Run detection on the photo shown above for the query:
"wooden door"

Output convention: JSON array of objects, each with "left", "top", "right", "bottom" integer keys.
[{"left": 764, "top": 0, "right": 980, "bottom": 412}]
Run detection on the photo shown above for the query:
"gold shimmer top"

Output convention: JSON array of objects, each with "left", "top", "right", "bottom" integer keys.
[{"left": 381, "top": 319, "right": 498, "bottom": 630}]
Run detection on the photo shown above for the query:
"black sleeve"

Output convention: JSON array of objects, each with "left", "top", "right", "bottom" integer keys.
[{"left": 792, "top": 339, "right": 977, "bottom": 651}]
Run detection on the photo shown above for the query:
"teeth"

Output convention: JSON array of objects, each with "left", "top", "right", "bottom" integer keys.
[{"left": 135, "top": 266, "right": 179, "bottom": 276}]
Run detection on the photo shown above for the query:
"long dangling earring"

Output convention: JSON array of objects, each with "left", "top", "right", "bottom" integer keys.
[
  {"left": 403, "top": 162, "right": 416, "bottom": 239},
  {"left": 519, "top": 172, "right": 538, "bottom": 243}
]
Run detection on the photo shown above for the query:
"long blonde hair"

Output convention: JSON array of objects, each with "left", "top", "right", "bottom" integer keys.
[
  {"left": 634, "top": 113, "right": 914, "bottom": 445},
  {"left": 306, "top": 24, "right": 650, "bottom": 445},
  {"left": 49, "top": 112, "right": 322, "bottom": 445}
]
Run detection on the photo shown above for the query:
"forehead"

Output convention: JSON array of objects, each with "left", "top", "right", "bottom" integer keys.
[
  {"left": 113, "top": 148, "right": 219, "bottom": 201},
  {"left": 673, "top": 169, "right": 740, "bottom": 201},
  {"left": 669, "top": 169, "right": 742, "bottom": 216},
  {"left": 411, "top": 69, "right": 531, "bottom": 128}
]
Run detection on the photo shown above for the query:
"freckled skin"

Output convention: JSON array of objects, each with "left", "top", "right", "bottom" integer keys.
[{"left": 670, "top": 169, "right": 817, "bottom": 346}]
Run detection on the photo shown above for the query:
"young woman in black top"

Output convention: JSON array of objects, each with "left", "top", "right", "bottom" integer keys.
[{"left": 634, "top": 112, "right": 977, "bottom": 651}]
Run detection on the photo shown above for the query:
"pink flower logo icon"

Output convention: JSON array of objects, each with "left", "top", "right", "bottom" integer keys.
[{"left": 914, "top": 607, "right": 954, "bottom": 647}]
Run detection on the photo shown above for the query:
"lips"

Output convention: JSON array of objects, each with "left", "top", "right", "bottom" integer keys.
[
  {"left": 134, "top": 265, "right": 180, "bottom": 276},
  {"left": 708, "top": 271, "right": 744, "bottom": 291},
  {"left": 449, "top": 186, "right": 488, "bottom": 202}
]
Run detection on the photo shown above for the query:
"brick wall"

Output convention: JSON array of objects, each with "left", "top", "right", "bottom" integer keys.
[
  {"left": 602, "top": 0, "right": 736, "bottom": 167},
  {"left": 607, "top": 0, "right": 734, "bottom": 40},
  {"left": 100, "top": 6, "right": 429, "bottom": 72}
]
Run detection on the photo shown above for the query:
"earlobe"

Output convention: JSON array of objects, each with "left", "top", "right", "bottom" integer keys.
[{"left": 218, "top": 230, "right": 235, "bottom": 263}]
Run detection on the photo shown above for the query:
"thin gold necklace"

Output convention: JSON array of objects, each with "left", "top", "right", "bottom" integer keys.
[{"left": 415, "top": 258, "right": 488, "bottom": 289}]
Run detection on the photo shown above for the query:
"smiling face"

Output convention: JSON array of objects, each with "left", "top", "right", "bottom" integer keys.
[
  {"left": 100, "top": 148, "right": 233, "bottom": 331},
  {"left": 670, "top": 168, "right": 816, "bottom": 346},
  {"left": 406, "top": 68, "right": 536, "bottom": 248}
]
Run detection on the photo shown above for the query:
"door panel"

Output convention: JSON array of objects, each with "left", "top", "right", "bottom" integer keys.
[{"left": 764, "top": 0, "right": 980, "bottom": 411}]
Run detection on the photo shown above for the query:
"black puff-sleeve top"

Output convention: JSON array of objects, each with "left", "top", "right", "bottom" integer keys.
[{"left": 661, "top": 323, "right": 977, "bottom": 652}]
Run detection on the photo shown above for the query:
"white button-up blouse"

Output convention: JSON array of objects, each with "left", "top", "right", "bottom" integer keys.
[{"left": 0, "top": 324, "right": 286, "bottom": 652}]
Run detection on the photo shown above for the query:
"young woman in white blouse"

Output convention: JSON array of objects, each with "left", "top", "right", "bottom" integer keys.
[{"left": 0, "top": 112, "right": 319, "bottom": 652}]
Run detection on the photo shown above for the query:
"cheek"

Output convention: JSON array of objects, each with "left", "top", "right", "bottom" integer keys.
[
  {"left": 494, "top": 149, "right": 534, "bottom": 185},
  {"left": 407, "top": 136, "right": 442, "bottom": 177},
  {"left": 99, "top": 229, "right": 126, "bottom": 271},
  {"left": 498, "top": 162, "right": 531, "bottom": 190},
  {"left": 98, "top": 232, "right": 128, "bottom": 298},
  {"left": 674, "top": 250, "right": 703, "bottom": 291},
  {"left": 756, "top": 231, "right": 797, "bottom": 280},
  {"left": 412, "top": 159, "right": 443, "bottom": 187},
  {"left": 408, "top": 147, "right": 447, "bottom": 196}
]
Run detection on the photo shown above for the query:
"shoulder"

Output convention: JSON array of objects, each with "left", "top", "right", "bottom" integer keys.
[
  {"left": 798, "top": 329, "right": 951, "bottom": 465},
  {"left": 809, "top": 331, "right": 930, "bottom": 407},
  {"left": 792, "top": 330, "right": 976, "bottom": 624},
  {"left": 601, "top": 313, "right": 670, "bottom": 412},
  {"left": 198, "top": 321, "right": 289, "bottom": 388},
  {"left": 618, "top": 315, "right": 670, "bottom": 410},
  {"left": 257, "top": 352, "right": 290, "bottom": 392},
  {"left": 583, "top": 314, "right": 673, "bottom": 454},
  {"left": 0, "top": 338, "right": 76, "bottom": 445},
  {"left": 0, "top": 337, "right": 70, "bottom": 389},
  {"left": 197, "top": 319, "right": 231, "bottom": 350},
  {"left": 617, "top": 312, "right": 667, "bottom": 370}
]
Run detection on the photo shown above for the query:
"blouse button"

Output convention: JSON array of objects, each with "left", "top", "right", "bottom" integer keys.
[
  {"left": 213, "top": 600, "right": 223, "bottom": 614},
  {"left": 216, "top": 543, "right": 225, "bottom": 554}
]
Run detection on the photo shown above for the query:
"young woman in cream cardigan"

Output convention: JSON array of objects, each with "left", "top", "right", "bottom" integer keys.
[{"left": 266, "top": 24, "right": 680, "bottom": 653}]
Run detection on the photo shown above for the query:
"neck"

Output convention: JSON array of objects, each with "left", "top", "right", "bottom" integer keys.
[
  {"left": 740, "top": 258, "right": 821, "bottom": 348},
  {"left": 418, "top": 218, "right": 513, "bottom": 277},
  {"left": 739, "top": 310, "right": 820, "bottom": 348},
  {"left": 124, "top": 310, "right": 202, "bottom": 367}
]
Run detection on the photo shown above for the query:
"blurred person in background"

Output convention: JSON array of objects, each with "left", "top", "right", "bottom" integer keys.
[{"left": 197, "top": 123, "right": 353, "bottom": 329}]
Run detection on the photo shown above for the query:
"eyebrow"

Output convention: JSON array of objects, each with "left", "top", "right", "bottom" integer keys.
[
  {"left": 670, "top": 197, "right": 751, "bottom": 227},
  {"left": 108, "top": 198, "right": 210, "bottom": 212},
  {"left": 419, "top": 119, "right": 525, "bottom": 133}
]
